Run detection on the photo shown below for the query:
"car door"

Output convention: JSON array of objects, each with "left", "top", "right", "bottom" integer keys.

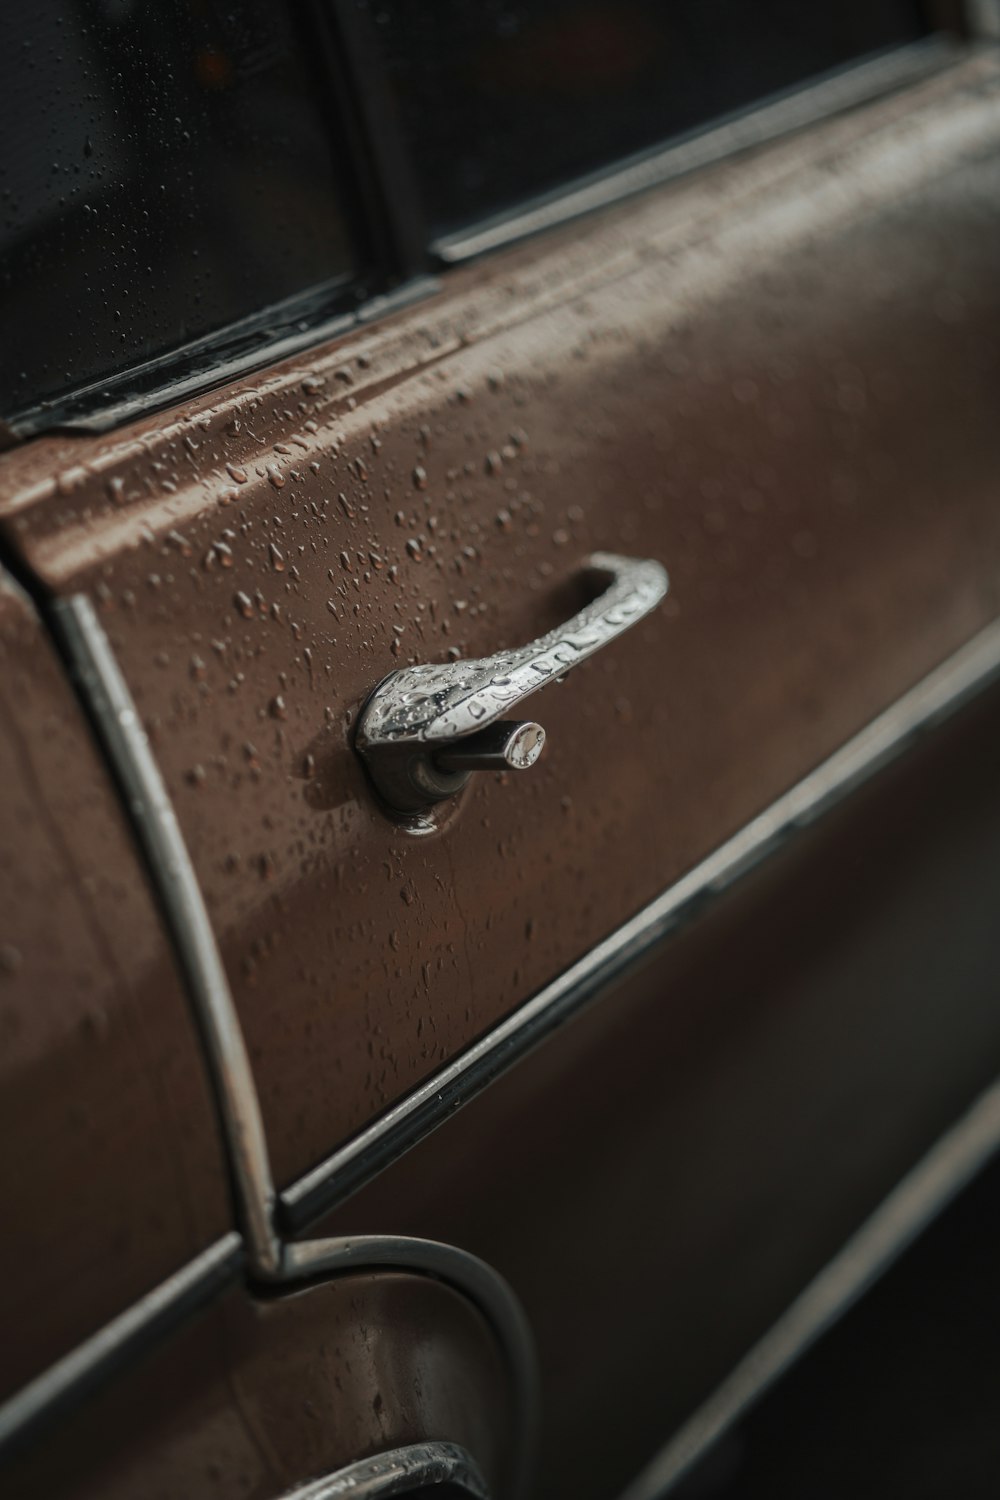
[
  {"left": 3, "top": 4, "right": 1000, "bottom": 1498},
  {"left": 3, "top": 0, "right": 996, "bottom": 1199}
]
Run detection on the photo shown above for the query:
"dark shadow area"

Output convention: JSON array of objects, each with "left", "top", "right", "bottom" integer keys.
[{"left": 675, "top": 1151, "right": 1000, "bottom": 1499}]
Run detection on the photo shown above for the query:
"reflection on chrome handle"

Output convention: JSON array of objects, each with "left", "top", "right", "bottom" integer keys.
[
  {"left": 355, "top": 552, "right": 669, "bottom": 814},
  {"left": 283, "top": 1442, "right": 490, "bottom": 1499}
]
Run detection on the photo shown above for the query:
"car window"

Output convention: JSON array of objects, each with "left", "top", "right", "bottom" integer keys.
[
  {"left": 363, "top": 0, "right": 929, "bottom": 238},
  {"left": 0, "top": 0, "right": 361, "bottom": 421},
  {"left": 0, "top": 0, "right": 936, "bottom": 431}
]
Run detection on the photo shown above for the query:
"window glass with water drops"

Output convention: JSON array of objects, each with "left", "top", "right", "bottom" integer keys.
[
  {"left": 0, "top": 0, "right": 362, "bottom": 427},
  {"left": 362, "top": 0, "right": 930, "bottom": 243}
]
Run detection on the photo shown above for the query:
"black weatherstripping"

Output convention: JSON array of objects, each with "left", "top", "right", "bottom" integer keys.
[{"left": 0, "top": 0, "right": 939, "bottom": 435}]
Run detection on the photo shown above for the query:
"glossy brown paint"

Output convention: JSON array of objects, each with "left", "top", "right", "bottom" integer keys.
[
  {"left": 0, "top": 569, "right": 230, "bottom": 1402},
  {"left": 1, "top": 59, "right": 997, "bottom": 1200},
  {"left": 6, "top": 1272, "right": 513, "bottom": 1499},
  {"left": 310, "top": 680, "right": 1000, "bottom": 1500}
]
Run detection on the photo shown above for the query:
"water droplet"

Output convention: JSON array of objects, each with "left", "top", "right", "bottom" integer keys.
[{"left": 167, "top": 529, "right": 192, "bottom": 556}]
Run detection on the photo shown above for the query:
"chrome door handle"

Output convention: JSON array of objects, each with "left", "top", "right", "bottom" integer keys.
[
  {"left": 283, "top": 1442, "right": 490, "bottom": 1498},
  {"left": 355, "top": 552, "right": 668, "bottom": 813}
]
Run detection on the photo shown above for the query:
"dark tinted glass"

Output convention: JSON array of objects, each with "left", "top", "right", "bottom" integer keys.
[
  {"left": 365, "top": 0, "right": 928, "bottom": 238},
  {"left": 0, "top": 0, "right": 358, "bottom": 419}
]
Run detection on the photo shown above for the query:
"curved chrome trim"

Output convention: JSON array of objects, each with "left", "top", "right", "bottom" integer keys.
[
  {"left": 284, "top": 1442, "right": 489, "bottom": 1499},
  {"left": 286, "top": 613, "right": 1000, "bottom": 1227},
  {"left": 21, "top": 598, "right": 539, "bottom": 1486},
  {"left": 433, "top": 37, "right": 961, "bottom": 264},
  {"left": 615, "top": 1074, "right": 1000, "bottom": 1500},
  {"left": 280, "top": 1236, "right": 536, "bottom": 1500},
  {"left": 52, "top": 596, "right": 281, "bottom": 1277},
  {"left": 0, "top": 1233, "right": 242, "bottom": 1455}
]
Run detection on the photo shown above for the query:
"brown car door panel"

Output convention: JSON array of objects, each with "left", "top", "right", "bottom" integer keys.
[
  {"left": 311, "top": 677, "right": 1000, "bottom": 1499},
  {"left": 2, "top": 45, "right": 1000, "bottom": 1499},
  {"left": 0, "top": 57, "right": 998, "bottom": 1200},
  {"left": 0, "top": 568, "right": 231, "bottom": 1403}
]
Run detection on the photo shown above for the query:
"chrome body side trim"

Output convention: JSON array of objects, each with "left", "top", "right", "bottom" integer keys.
[
  {"left": 281, "top": 1236, "right": 536, "bottom": 1500},
  {"left": 15, "top": 606, "right": 1000, "bottom": 1459},
  {"left": 615, "top": 1074, "right": 1000, "bottom": 1500},
  {"left": 286, "top": 615, "right": 1000, "bottom": 1228},
  {"left": 52, "top": 596, "right": 281, "bottom": 1277},
  {"left": 0, "top": 1233, "right": 242, "bottom": 1455},
  {"left": 432, "top": 37, "right": 962, "bottom": 264},
  {"left": 19, "top": 599, "right": 540, "bottom": 1480},
  {"left": 283, "top": 1442, "right": 489, "bottom": 1499}
]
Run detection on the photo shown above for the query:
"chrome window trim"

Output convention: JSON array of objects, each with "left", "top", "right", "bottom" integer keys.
[
  {"left": 431, "top": 36, "right": 964, "bottom": 265},
  {"left": 283, "top": 1441, "right": 489, "bottom": 1499},
  {"left": 615, "top": 1072, "right": 1000, "bottom": 1500},
  {"left": 8, "top": 277, "right": 439, "bottom": 442},
  {"left": 7, "top": 36, "right": 970, "bottom": 440}
]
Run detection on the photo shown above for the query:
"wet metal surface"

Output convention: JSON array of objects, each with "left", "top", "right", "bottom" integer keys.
[
  {"left": 5, "top": 1273, "right": 514, "bottom": 1500},
  {"left": 0, "top": 571, "right": 230, "bottom": 1402},
  {"left": 312, "top": 679, "right": 1000, "bottom": 1500},
  {"left": 0, "top": 46, "right": 998, "bottom": 1263}
]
